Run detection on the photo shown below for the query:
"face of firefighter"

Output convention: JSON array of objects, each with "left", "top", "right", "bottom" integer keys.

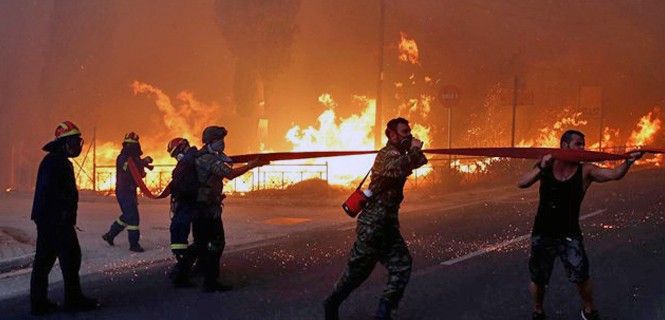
[
  {"left": 208, "top": 139, "right": 225, "bottom": 154},
  {"left": 170, "top": 144, "right": 188, "bottom": 161},
  {"left": 64, "top": 135, "right": 83, "bottom": 158},
  {"left": 389, "top": 123, "right": 413, "bottom": 151}
]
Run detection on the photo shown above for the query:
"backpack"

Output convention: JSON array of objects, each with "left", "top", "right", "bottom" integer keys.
[{"left": 170, "top": 148, "right": 199, "bottom": 202}]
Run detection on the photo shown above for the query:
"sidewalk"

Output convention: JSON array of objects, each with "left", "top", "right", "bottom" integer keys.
[{"left": 0, "top": 192, "right": 354, "bottom": 300}]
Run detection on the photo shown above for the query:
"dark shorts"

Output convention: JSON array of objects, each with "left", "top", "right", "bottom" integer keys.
[{"left": 528, "top": 235, "right": 590, "bottom": 285}]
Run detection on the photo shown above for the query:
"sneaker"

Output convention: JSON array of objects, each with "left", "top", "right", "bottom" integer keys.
[
  {"left": 532, "top": 311, "right": 547, "bottom": 320},
  {"left": 129, "top": 245, "right": 145, "bottom": 252},
  {"left": 31, "top": 299, "right": 59, "bottom": 316},
  {"left": 64, "top": 295, "right": 100, "bottom": 313},
  {"left": 202, "top": 282, "right": 233, "bottom": 292},
  {"left": 101, "top": 233, "right": 114, "bottom": 246},
  {"left": 581, "top": 309, "right": 601, "bottom": 320}
]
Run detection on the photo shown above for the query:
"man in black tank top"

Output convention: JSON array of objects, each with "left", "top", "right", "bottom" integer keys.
[{"left": 517, "top": 130, "right": 643, "bottom": 320}]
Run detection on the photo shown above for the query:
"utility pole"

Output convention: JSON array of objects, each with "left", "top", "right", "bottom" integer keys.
[
  {"left": 10, "top": 144, "right": 16, "bottom": 190},
  {"left": 374, "top": 0, "right": 386, "bottom": 149},
  {"left": 511, "top": 76, "right": 518, "bottom": 147},
  {"left": 598, "top": 89, "right": 604, "bottom": 151},
  {"left": 447, "top": 107, "right": 452, "bottom": 149},
  {"left": 92, "top": 127, "right": 97, "bottom": 191}
]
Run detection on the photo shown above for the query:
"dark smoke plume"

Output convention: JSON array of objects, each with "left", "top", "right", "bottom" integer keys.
[{"left": 215, "top": 0, "right": 300, "bottom": 117}]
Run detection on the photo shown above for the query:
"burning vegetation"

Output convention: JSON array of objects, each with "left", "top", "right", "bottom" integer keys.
[{"left": 62, "top": 30, "right": 665, "bottom": 197}]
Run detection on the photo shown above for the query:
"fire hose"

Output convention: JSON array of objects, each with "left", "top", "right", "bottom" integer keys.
[
  {"left": 127, "top": 158, "right": 171, "bottom": 199},
  {"left": 127, "top": 147, "right": 665, "bottom": 199}
]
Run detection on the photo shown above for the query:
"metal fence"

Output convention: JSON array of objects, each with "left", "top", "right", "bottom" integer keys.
[{"left": 91, "top": 162, "right": 329, "bottom": 194}]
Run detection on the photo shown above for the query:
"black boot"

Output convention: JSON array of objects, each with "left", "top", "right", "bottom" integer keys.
[
  {"left": 31, "top": 299, "right": 59, "bottom": 316},
  {"left": 129, "top": 244, "right": 144, "bottom": 252},
  {"left": 375, "top": 299, "right": 395, "bottom": 320},
  {"left": 323, "top": 295, "right": 342, "bottom": 320},
  {"left": 101, "top": 233, "right": 114, "bottom": 246},
  {"left": 172, "top": 254, "right": 195, "bottom": 288}
]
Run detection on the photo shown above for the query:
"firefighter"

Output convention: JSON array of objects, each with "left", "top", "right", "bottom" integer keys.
[
  {"left": 324, "top": 117, "right": 428, "bottom": 320},
  {"left": 166, "top": 137, "right": 200, "bottom": 287},
  {"left": 30, "top": 121, "right": 100, "bottom": 315},
  {"left": 194, "top": 126, "right": 269, "bottom": 292},
  {"left": 102, "top": 132, "right": 154, "bottom": 252}
]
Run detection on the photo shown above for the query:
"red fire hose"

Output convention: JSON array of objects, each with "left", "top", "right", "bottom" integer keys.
[
  {"left": 127, "top": 158, "right": 171, "bottom": 199},
  {"left": 127, "top": 147, "right": 664, "bottom": 199}
]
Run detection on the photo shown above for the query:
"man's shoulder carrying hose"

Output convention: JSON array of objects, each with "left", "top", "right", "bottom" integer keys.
[{"left": 126, "top": 147, "right": 665, "bottom": 199}]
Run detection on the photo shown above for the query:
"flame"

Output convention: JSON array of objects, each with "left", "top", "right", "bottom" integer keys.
[
  {"left": 584, "top": 127, "right": 620, "bottom": 154},
  {"left": 285, "top": 94, "right": 377, "bottom": 186},
  {"left": 517, "top": 111, "right": 588, "bottom": 148},
  {"left": 285, "top": 94, "right": 432, "bottom": 187},
  {"left": 627, "top": 108, "right": 663, "bottom": 166},
  {"left": 398, "top": 32, "right": 419, "bottom": 65},
  {"left": 627, "top": 108, "right": 662, "bottom": 147},
  {"left": 398, "top": 94, "right": 433, "bottom": 120}
]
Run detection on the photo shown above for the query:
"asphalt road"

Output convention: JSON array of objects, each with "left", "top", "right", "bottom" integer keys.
[{"left": 1, "top": 169, "right": 663, "bottom": 319}]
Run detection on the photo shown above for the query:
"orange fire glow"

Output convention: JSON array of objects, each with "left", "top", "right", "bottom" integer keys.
[
  {"left": 627, "top": 108, "right": 663, "bottom": 166},
  {"left": 285, "top": 94, "right": 432, "bottom": 187},
  {"left": 398, "top": 32, "right": 419, "bottom": 65}
]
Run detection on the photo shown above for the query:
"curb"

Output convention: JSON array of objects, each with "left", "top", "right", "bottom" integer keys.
[{"left": 0, "top": 253, "right": 35, "bottom": 273}]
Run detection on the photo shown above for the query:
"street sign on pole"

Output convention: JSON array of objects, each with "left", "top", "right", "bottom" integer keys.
[
  {"left": 439, "top": 85, "right": 460, "bottom": 108},
  {"left": 439, "top": 85, "right": 460, "bottom": 149}
]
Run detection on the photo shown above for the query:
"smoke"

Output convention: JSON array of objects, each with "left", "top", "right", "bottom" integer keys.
[
  {"left": 215, "top": 0, "right": 300, "bottom": 117},
  {"left": 131, "top": 81, "right": 221, "bottom": 145}
]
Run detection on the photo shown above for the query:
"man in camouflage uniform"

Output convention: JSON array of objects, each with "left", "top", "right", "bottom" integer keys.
[
  {"left": 325, "top": 117, "right": 428, "bottom": 320},
  {"left": 194, "top": 126, "right": 268, "bottom": 292}
]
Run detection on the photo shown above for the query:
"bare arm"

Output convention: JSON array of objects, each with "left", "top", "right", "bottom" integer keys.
[
  {"left": 517, "top": 154, "right": 552, "bottom": 188},
  {"left": 517, "top": 166, "right": 542, "bottom": 188},
  {"left": 587, "top": 152, "right": 643, "bottom": 183}
]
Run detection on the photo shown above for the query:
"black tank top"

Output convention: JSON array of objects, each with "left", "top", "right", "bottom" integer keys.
[{"left": 533, "top": 164, "right": 585, "bottom": 237}]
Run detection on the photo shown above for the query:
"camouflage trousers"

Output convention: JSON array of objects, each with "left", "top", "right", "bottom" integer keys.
[{"left": 330, "top": 221, "right": 412, "bottom": 308}]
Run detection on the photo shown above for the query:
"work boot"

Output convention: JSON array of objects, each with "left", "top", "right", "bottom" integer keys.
[
  {"left": 101, "top": 233, "right": 114, "bottom": 246},
  {"left": 31, "top": 299, "right": 59, "bottom": 316},
  {"left": 323, "top": 295, "right": 342, "bottom": 320},
  {"left": 64, "top": 295, "right": 100, "bottom": 313},
  {"left": 172, "top": 253, "right": 196, "bottom": 288},
  {"left": 129, "top": 244, "right": 144, "bottom": 252},
  {"left": 374, "top": 299, "right": 396, "bottom": 320},
  {"left": 202, "top": 281, "right": 233, "bottom": 292}
]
